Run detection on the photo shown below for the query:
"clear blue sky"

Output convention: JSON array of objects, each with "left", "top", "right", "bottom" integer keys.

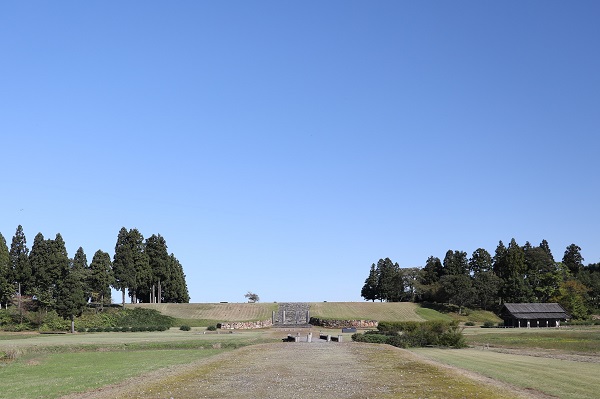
[{"left": 1, "top": 2, "right": 599, "bottom": 303}]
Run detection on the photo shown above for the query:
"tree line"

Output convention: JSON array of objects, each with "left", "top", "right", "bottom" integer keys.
[
  {"left": 361, "top": 239, "right": 600, "bottom": 319},
  {"left": 0, "top": 225, "right": 190, "bottom": 322}
]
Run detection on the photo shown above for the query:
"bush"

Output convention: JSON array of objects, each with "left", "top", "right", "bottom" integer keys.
[
  {"left": 351, "top": 332, "right": 390, "bottom": 344},
  {"left": 206, "top": 325, "right": 217, "bottom": 331},
  {"left": 353, "top": 320, "right": 466, "bottom": 348},
  {"left": 180, "top": 325, "right": 191, "bottom": 331},
  {"left": 482, "top": 321, "right": 495, "bottom": 328},
  {"left": 39, "top": 311, "right": 69, "bottom": 333},
  {"left": 465, "top": 321, "right": 475, "bottom": 326}
]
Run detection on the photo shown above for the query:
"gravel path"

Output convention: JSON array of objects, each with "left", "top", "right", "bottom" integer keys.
[{"left": 64, "top": 342, "right": 546, "bottom": 399}]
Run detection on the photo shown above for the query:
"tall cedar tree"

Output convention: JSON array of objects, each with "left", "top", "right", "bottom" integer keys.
[
  {"left": 164, "top": 254, "right": 189, "bottom": 303},
  {"left": 563, "top": 244, "right": 584, "bottom": 275},
  {"left": 112, "top": 227, "right": 136, "bottom": 307},
  {"left": 48, "top": 234, "right": 71, "bottom": 303},
  {"left": 55, "top": 262, "right": 87, "bottom": 332},
  {"left": 10, "top": 225, "right": 31, "bottom": 295},
  {"left": 128, "top": 229, "right": 150, "bottom": 303},
  {"left": 502, "top": 238, "right": 531, "bottom": 302},
  {"left": 0, "top": 233, "right": 13, "bottom": 306},
  {"left": 89, "top": 250, "right": 114, "bottom": 308},
  {"left": 442, "top": 250, "right": 469, "bottom": 276},
  {"left": 361, "top": 263, "right": 379, "bottom": 302},
  {"left": 29, "top": 233, "right": 54, "bottom": 309},
  {"left": 145, "top": 234, "right": 171, "bottom": 303},
  {"left": 469, "top": 248, "right": 493, "bottom": 275},
  {"left": 72, "top": 247, "right": 91, "bottom": 303}
]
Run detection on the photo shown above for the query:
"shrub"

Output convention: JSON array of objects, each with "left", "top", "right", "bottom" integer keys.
[
  {"left": 482, "top": 321, "right": 495, "bottom": 328},
  {"left": 206, "top": 325, "right": 217, "bottom": 331},
  {"left": 351, "top": 332, "right": 390, "bottom": 344},
  {"left": 354, "top": 320, "right": 466, "bottom": 348},
  {"left": 39, "top": 311, "right": 69, "bottom": 333},
  {"left": 465, "top": 321, "right": 475, "bottom": 326},
  {"left": 180, "top": 325, "right": 191, "bottom": 331}
]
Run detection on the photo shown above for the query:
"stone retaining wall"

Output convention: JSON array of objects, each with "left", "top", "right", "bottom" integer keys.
[
  {"left": 309, "top": 318, "right": 378, "bottom": 329},
  {"left": 218, "top": 319, "right": 273, "bottom": 330}
]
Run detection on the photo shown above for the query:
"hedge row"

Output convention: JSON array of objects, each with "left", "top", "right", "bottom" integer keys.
[{"left": 352, "top": 320, "right": 466, "bottom": 348}]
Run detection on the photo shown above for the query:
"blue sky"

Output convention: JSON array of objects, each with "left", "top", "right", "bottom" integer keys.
[{"left": 1, "top": 2, "right": 599, "bottom": 303}]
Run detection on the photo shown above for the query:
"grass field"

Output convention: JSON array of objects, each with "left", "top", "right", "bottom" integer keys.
[
  {"left": 131, "top": 301, "right": 451, "bottom": 324},
  {"left": 463, "top": 327, "right": 600, "bottom": 353},
  {"left": 412, "top": 347, "right": 600, "bottom": 399},
  {"left": 309, "top": 301, "right": 430, "bottom": 321},
  {"left": 131, "top": 302, "right": 278, "bottom": 326},
  {"left": 0, "top": 329, "right": 276, "bottom": 399}
]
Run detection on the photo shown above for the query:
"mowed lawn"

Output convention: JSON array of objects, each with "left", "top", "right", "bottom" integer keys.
[
  {"left": 309, "top": 301, "right": 432, "bottom": 321},
  {"left": 131, "top": 302, "right": 278, "bottom": 322},
  {"left": 412, "top": 347, "right": 600, "bottom": 399}
]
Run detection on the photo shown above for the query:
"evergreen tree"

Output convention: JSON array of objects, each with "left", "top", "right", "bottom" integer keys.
[
  {"left": 128, "top": 229, "right": 150, "bottom": 303},
  {"left": 442, "top": 250, "right": 469, "bottom": 276},
  {"left": 29, "top": 233, "right": 54, "bottom": 309},
  {"left": 145, "top": 234, "right": 171, "bottom": 303},
  {"left": 563, "top": 244, "right": 584, "bottom": 275},
  {"left": 55, "top": 265, "right": 87, "bottom": 333},
  {"left": 469, "top": 248, "right": 493, "bottom": 275},
  {"left": 524, "top": 242, "right": 560, "bottom": 302},
  {"left": 472, "top": 271, "right": 502, "bottom": 310},
  {"left": 421, "top": 256, "right": 442, "bottom": 285},
  {"left": 72, "top": 247, "right": 91, "bottom": 303},
  {"left": 112, "top": 227, "right": 135, "bottom": 307},
  {"left": 0, "top": 233, "right": 13, "bottom": 307},
  {"left": 376, "top": 258, "right": 401, "bottom": 302},
  {"left": 502, "top": 238, "right": 531, "bottom": 302},
  {"left": 89, "top": 250, "right": 114, "bottom": 308},
  {"left": 420, "top": 256, "right": 443, "bottom": 302},
  {"left": 10, "top": 225, "right": 31, "bottom": 295},
  {"left": 361, "top": 263, "right": 379, "bottom": 302},
  {"left": 440, "top": 274, "right": 474, "bottom": 314},
  {"left": 163, "top": 254, "right": 189, "bottom": 303}
]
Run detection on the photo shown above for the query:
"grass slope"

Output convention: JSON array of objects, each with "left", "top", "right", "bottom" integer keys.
[
  {"left": 412, "top": 348, "right": 600, "bottom": 399},
  {"left": 131, "top": 303, "right": 278, "bottom": 326},
  {"left": 309, "top": 302, "right": 435, "bottom": 322},
  {"left": 132, "top": 302, "right": 450, "bottom": 324}
]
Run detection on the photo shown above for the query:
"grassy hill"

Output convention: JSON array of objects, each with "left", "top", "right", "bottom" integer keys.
[
  {"left": 132, "top": 302, "right": 452, "bottom": 326},
  {"left": 131, "top": 303, "right": 278, "bottom": 326},
  {"left": 309, "top": 301, "right": 450, "bottom": 322}
]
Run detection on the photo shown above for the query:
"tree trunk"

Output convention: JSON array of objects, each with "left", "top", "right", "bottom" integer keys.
[
  {"left": 121, "top": 289, "right": 126, "bottom": 309},
  {"left": 158, "top": 279, "right": 161, "bottom": 304},
  {"left": 70, "top": 315, "right": 75, "bottom": 333}
]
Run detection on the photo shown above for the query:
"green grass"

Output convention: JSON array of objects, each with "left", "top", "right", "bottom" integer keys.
[
  {"left": 0, "top": 329, "right": 276, "bottom": 399},
  {"left": 309, "top": 302, "right": 432, "bottom": 321},
  {"left": 412, "top": 348, "right": 600, "bottom": 399},
  {"left": 414, "top": 306, "right": 453, "bottom": 321},
  {"left": 0, "top": 349, "right": 224, "bottom": 399},
  {"left": 464, "top": 328, "right": 600, "bottom": 353}
]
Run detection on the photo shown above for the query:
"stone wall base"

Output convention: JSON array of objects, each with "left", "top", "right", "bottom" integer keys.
[
  {"left": 309, "top": 318, "right": 378, "bottom": 329},
  {"left": 218, "top": 319, "right": 273, "bottom": 330}
]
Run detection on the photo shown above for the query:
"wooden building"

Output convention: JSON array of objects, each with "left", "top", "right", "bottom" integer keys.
[{"left": 500, "top": 303, "right": 570, "bottom": 328}]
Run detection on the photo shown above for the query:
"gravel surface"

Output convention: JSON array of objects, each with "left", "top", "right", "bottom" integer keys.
[{"left": 63, "top": 341, "right": 546, "bottom": 399}]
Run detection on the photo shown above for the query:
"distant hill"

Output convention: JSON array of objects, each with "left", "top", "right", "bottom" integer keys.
[{"left": 131, "top": 301, "right": 451, "bottom": 325}]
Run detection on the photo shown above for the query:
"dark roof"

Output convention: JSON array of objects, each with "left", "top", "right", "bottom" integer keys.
[{"left": 501, "top": 303, "right": 570, "bottom": 320}]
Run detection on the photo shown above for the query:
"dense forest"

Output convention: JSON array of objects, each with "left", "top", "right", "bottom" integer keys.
[
  {"left": 361, "top": 239, "right": 600, "bottom": 319},
  {"left": 0, "top": 225, "right": 190, "bottom": 322}
]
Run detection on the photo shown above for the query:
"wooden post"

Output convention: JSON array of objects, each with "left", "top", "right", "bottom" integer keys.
[{"left": 307, "top": 332, "right": 312, "bottom": 343}]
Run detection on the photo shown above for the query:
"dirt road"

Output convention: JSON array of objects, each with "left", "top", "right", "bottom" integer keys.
[{"left": 65, "top": 342, "right": 544, "bottom": 399}]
